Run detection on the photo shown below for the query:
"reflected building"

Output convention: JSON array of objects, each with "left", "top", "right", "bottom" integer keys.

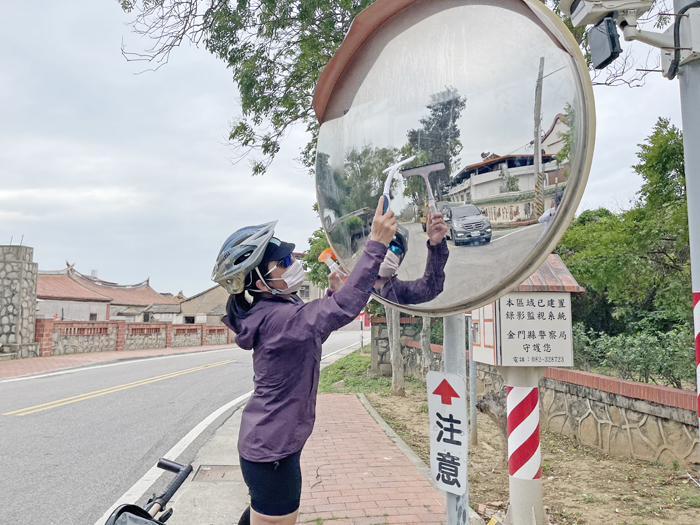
[{"left": 446, "top": 114, "right": 569, "bottom": 226}]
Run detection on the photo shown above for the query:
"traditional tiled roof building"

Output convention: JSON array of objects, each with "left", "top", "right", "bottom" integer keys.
[{"left": 37, "top": 264, "right": 176, "bottom": 322}]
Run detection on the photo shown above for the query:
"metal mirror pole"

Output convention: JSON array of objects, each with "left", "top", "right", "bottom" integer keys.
[
  {"left": 674, "top": 0, "right": 700, "bottom": 473},
  {"left": 467, "top": 315, "right": 477, "bottom": 446},
  {"left": 443, "top": 314, "right": 469, "bottom": 524}
]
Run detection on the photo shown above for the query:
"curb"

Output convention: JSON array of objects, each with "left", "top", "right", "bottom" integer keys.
[{"left": 357, "top": 393, "right": 485, "bottom": 525}]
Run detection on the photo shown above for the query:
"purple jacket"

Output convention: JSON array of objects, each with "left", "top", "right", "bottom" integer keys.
[
  {"left": 376, "top": 239, "right": 449, "bottom": 305},
  {"left": 222, "top": 240, "right": 386, "bottom": 462}
]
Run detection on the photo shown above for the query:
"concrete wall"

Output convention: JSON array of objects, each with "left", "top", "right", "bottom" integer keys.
[
  {"left": 0, "top": 246, "right": 39, "bottom": 358},
  {"left": 36, "top": 299, "right": 109, "bottom": 321}
]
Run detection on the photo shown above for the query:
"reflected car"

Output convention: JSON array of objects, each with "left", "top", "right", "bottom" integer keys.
[{"left": 449, "top": 204, "right": 492, "bottom": 246}]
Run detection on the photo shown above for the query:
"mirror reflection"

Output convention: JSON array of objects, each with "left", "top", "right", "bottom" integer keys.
[{"left": 316, "top": 1, "right": 589, "bottom": 314}]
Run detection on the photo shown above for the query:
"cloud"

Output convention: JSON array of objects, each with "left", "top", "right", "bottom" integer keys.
[{"left": 0, "top": 2, "right": 685, "bottom": 298}]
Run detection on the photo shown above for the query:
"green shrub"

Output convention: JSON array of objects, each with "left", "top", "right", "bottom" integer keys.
[{"left": 573, "top": 323, "right": 695, "bottom": 389}]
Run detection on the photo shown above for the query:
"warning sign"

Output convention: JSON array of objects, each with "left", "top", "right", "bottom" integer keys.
[{"left": 426, "top": 371, "right": 467, "bottom": 495}]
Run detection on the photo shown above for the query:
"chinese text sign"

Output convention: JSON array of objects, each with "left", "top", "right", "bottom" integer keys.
[
  {"left": 426, "top": 371, "right": 467, "bottom": 495},
  {"left": 497, "top": 291, "right": 573, "bottom": 366}
]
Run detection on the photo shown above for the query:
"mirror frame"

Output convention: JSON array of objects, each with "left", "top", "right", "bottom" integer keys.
[{"left": 313, "top": 0, "right": 595, "bottom": 316}]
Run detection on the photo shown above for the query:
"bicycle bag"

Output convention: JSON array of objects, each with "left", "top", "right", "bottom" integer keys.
[{"left": 105, "top": 504, "right": 165, "bottom": 525}]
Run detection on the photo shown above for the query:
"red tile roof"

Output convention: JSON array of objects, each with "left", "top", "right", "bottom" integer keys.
[
  {"left": 37, "top": 275, "right": 111, "bottom": 302},
  {"left": 517, "top": 254, "right": 585, "bottom": 293},
  {"left": 37, "top": 266, "right": 176, "bottom": 306},
  {"left": 71, "top": 272, "right": 175, "bottom": 306}
]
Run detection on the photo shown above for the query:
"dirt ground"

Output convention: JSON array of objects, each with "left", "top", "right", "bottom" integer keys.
[{"left": 366, "top": 381, "right": 700, "bottom": 525}]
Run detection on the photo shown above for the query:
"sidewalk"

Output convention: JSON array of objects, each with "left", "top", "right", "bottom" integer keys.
[
  {"left": 0, "top": 344, "right": 233, "bottom": 380},
  {"left": 297, "top": 394, "right": 447, "bottom": 524},
  {"left": 170, "top": 390, "right": 483, "bottom": 525}
]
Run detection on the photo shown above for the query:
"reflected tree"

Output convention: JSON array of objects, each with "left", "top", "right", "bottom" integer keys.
[{"left": 406, "top": 87, "right": 466, "bottom": 200}]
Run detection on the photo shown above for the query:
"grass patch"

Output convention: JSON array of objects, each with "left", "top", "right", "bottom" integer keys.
[{"left": 318, "top": 349, "right": 391, "bottom": 394}]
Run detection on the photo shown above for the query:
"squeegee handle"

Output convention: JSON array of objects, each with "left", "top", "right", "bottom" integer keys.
[
  {"left": 428, "top": 198, "right": 437, "bottom": 215},
  {"left": 382, "top": 193, "right": 391, "bottom": 214}
]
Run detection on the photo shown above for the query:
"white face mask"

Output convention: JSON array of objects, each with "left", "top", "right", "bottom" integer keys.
[
  {"left": 378, "top": 251, "right": 400, "bottom": 278},
  {"left": 266, "top": 259, "right": 306, "bottom": 295}
]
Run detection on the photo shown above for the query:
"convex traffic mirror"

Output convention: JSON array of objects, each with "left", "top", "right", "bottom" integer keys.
[{"left": 314, "top": 0, "right": 595, "bottom": 316}]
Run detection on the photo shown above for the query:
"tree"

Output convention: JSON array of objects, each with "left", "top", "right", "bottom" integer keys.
[
  {"left": 556, "top": 117, "right": 690, "bottom": 333},
  {"left": 303, "top": 227, "right": 331, "bottom": 288},
  {"left": 386, "top": 308, "right": 405, "bottom": 396},
  {"left": 406, "top": 88, "right": 466, "bottom": 200},
  {"left": 119, "top": 0, "right": 374, "bottom": 175},
  {"left": 119, "top": 0, "right": 662, "bottom": 179}
]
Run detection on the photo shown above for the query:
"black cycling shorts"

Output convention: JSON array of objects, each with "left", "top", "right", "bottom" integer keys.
[{"left": 239, "top": 451, "right": 302, "bottom": 516}]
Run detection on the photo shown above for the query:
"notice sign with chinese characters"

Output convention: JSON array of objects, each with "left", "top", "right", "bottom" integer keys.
[
  {"left": 426, "top": 371, "right": 467, "bottom": 495},
  {"left": 497, "top": 291, "right": 573, "bottom": 367}
]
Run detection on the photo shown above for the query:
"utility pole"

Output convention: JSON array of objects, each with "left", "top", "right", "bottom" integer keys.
[
  {"left": 674, "top": 0, "right": 700, "bottom": 472},
  {"left": 533, "top": 57, "right": 545, "bottom": 217},
  {"left": 443, "top": 314, "right": 469, "bottom": 524},
  {"left": 467, "top": 314, "right": 478, "bottom": 446}
]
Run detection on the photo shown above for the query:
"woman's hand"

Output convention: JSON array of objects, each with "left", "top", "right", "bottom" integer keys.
[
  {"left": 328, "top": 270, "right": 344, "bottom": 292},
  {"left": 427, "top": 212, "right": 448, "bottom": 245},
  {"left": 370, "top": 196, "right": 397, "bottom": 245}
]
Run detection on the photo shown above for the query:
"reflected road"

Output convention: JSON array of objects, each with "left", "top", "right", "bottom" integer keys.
[{"left": 392, "top": 220, "right": 545, "bottom": 308}]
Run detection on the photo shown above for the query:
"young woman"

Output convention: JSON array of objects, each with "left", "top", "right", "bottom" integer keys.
[{"left": 212, "top": 198, "right": 396, "bottom": 525}]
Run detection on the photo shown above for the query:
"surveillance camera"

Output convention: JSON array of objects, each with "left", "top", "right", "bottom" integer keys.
[
  {"left": 589, "top": 17, "right": 623, "bottom": 68},
  {"left": 559, "top": 0, "right": 653, "bottom": 27}
]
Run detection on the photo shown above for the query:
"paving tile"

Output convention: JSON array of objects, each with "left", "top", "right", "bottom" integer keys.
[{"left": 296, "top": 394, "right": 445, "bottom": 524}]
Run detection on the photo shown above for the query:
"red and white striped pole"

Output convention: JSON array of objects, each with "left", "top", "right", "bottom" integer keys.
[
  {"left": 498, "top": 368, "right": 548, "bottom": 525},
  {"left": 694, "top": 293, "right": 700, "bottom": 469},
  {"left": 507, "top": 386, "right": 542, "bottom": 480}
]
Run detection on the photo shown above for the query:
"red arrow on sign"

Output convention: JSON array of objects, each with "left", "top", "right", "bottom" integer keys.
[{"left": 432, "top": 379, "right": 460, "bottom": 405}]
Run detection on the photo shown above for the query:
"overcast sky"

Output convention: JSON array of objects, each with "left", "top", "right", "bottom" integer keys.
[{"left": 0, "top": 2, "right": 684, "bottom": 297}]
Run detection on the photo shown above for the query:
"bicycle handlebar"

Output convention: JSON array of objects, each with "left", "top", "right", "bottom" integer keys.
[
  {"left": 157, "top": 458, "right": 186, "bottom": 474},
  {"left": 145, "top": 459, "right": 193, "bottom": 517}
]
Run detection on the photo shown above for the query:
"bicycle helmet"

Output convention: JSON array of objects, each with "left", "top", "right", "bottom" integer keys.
[{"left": 212, "top": 221, "right": 277, "bottom": 294}]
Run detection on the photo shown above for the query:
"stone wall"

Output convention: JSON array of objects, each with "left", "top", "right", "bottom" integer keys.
[
  {"left": 125, "top": 324, "right": 167, "bottom": 350},
  {"left": 32, "top": 320, "right": 233, "bottom": 358},
  {"left": 370, "top": 316, "right": 442, "bottom": 378},
  {"left": 380, "top": 328, "right": 699, "bottom": 468},
  {"left": 206, "top": 328, "right": 228, "bottom": 346},
  {"left": 53, "top": 324, "right": 117, "bottom": 355},
  {"left": 0, "top": 246, "right": 39, "bottom": 358},
  {"left": 172, "top": 326, "right": 202, "bottom": 348}
]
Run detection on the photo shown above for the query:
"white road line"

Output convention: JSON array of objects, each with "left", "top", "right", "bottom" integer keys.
[
  {"left": 492, "top": 224, "right": 540, "bottom": 243},
  {"left": 322, "top": 341, "right": 361, "bottom": 360},
  {"left": 93, "top": 337, "right": 358, "bottom": 524},
  {"left": 93, "top": 390, "right": 253, "bottom": 525},
  {"left": 0, "top": 348, "right": 236, "bottom": 384}
]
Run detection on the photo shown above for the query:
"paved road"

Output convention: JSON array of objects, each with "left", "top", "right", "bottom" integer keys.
[
  {"left": 395, "top": 220, "right": 544, "bottom": 310},
  {"left": 0, "top": 330, "right": 362, "bottom": 525}
]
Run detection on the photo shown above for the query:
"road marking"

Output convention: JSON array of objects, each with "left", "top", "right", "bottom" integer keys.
[
  {"left": 492, "top": 224, "right": 539, "bottom": 243},
  {"left": 3, "top": 360, "right": 234, "bottom": 416},
  {"left": 322, "top": 342, "right": 361, "bottom": 360},
  {"left": 93, "top": 337, "right": 358, "bottom": 525},
  {"left": 0, "top": 347, "right": 237, "bottom": 384},
  {"left": 93, "top": 389, "right": 254, "bottom": 525}
]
